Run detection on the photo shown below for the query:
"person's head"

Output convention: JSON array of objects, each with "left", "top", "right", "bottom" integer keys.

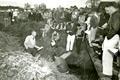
[
  {"left": 105, "top": 2, "right": 119, "bottom": 15},
  {"left": 77, "top": 24, "right": 80, "bottom": 29},
  {"left": 91, "top": 8, "right": 101, "bottom": 16},
  {"left": 31, "top": 31, "right": 37, "bottom": 37},
  {"left": 54, "top": 30, "right": 57, "bottom": 33},
  {"left": 88, "top": 11, "right": 93, "bottom": 17}
]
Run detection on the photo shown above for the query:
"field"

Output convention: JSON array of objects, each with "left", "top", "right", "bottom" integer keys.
[{"left": 0, "top": 21, "right": 98, "bottom": 80}]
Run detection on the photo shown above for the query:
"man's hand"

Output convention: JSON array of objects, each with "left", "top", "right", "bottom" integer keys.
[
  {"left": 37, "top": 46, "right": 44, "bottom": 51},
  {"left": 98, "top": 27, "right": 104, "bottom": 30},
  {"left": 101, "top": 23, "right": 107, "bottom": 29},
  {"left": 67, "top": 31, "right": 69, "bottom": 33},
  {"left": 108, "top": 49, "right": 118, "bottom": 56},
  {"left": 24, "top": 45, "right": 28, "bottom": 49}
]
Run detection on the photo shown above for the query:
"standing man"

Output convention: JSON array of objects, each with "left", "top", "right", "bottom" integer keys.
[
  {"left": 76, "top": 24, "right": 83, "bottom": 54},
  {"left": 102, "top": 3, "right": 120, "bottom": 79},
  {"left": 76, "top": 13, "right": 86, "bottom": 54},
  {"left": 85, "top": 13, "right": 92, "bottom": 46},
  {"left": 90, "top": 10, "right": 100, "bottom": 46},
  {"left": 12, "top": 9, "right": 19, "bottom": 23},
  {"left": 24, "top": 31, "right": 43, "bottom": 57},
  {"left": 8, "top": 9, "right": 13, "bottom": 24},
  {"left": 66, "top": 22, "right": 77, "bottom": 52}
]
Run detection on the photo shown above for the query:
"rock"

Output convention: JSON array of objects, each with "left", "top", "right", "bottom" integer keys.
[
  {"left": 55, "top": 56, "right": 69, "bottom": 73},
  {"left": 7, "top": 68, "right": 18, "bottom": 77},
  {"left": 60, "top": 52, "right": 72, "bottom": 59},
  {"left": 0, "top": 63, "right": 6, "bottom": 69}
]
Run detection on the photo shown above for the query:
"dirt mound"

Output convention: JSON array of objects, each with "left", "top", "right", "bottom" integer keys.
[{"left": 0, "top": 51, "right": 79, "bottom": 80}]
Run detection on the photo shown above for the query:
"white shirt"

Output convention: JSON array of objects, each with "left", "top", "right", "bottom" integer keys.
[
  {"left": 13, "top": 11, "right": 18, "bottom": 17},
  {"left": 24, "top": 35, "right": 36, "bottom": 49}
]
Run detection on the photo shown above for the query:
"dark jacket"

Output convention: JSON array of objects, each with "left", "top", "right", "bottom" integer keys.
[
  {"left": 105, "top": 10, "right": 120, "bottom": 39},
  {"left": 66, "top": 23, "right": 77, "bottom": 35},
  {"left": 99, "top": 12, "right": 110, "bottom": 27}
]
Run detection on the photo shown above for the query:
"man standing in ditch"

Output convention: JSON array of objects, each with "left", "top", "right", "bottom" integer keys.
[{"left": 24, "top": 30, "right": 43, "bottom": 57}]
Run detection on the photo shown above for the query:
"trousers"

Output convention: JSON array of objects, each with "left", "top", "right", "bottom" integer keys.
[
  {"left": 102, "top": 34, "right": 119, "bottom": 76},
  {"left": 26, "top": 48, "right": 37, "bottom": 57},
  {"left": 90, "top": 27, "right": 97, "bottom": 42},
  {"left": 66, "top": 34, "right": 75, "bottom": 51}
]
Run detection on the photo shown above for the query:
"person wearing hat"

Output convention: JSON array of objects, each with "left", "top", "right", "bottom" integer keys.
[
  {"left": 75, "top": 23, "right": 84, "bottom": 54},
  {"left": 101, "top": 2, "right": 120, "bottom": 79}
]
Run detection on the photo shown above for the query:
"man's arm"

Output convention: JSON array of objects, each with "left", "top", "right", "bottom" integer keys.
[
  {"left": 33, "top": 39, "right": 43, "bottom": 50},
  {"left": 35, "top": 45, "right": 43, "bottom": 50},
  {"left": 24, "top": 36, "right": 29, "bottom": 49},
  {"left": 55, "top": 33, "right": 60, "bottom": 41},
  {"left": 101, "top": 23, "right": 108, "bottom": 29},
  {"left": 35, "top": 45, "right": 40, "bottom": 49}
]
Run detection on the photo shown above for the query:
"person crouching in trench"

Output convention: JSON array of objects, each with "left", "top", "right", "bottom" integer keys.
[{"left": 24, "top": 30, "right": 43, "bottom": 57}]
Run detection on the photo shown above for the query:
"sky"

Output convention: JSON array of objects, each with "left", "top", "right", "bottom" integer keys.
[{"left": 0, "top": 0, "right": 88, "bottom": 8}]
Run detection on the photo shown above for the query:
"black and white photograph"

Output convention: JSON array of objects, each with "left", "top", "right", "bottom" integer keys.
[{"left": 0, "top": 0, "right": 120, "bottom": 80}]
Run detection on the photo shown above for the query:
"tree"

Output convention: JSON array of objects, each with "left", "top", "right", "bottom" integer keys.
[
  {"left": 33, "top": 3, "right": 46, "bottom": 12},
  {"left": 24, "top": 3, "right": 31, "bottom": 10},
  {"left": 39, "top": 3, "right": 46, "bottom": 10},
  {"left": 34, "top": 4, "right": 39, "bottom": 11}
]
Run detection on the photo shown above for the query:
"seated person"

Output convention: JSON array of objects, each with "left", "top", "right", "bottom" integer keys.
[{"left": 24, "top": 31, "right": 43, "bottom": 57}]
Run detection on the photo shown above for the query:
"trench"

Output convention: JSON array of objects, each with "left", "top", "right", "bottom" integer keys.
[{"left": 66, "top": 38, "right": 99, "bottom": 80}]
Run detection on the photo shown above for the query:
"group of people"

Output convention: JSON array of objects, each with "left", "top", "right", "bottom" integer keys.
[
  {"left": 85, "top": 2, "right": 120, "bottom": 80},
  {"left": 23, "top": 9, "right": 87, "bottom": 57},
  {"left": 23, "top": 2, "right": 120, "bottom": 80},
  {"left": 8, "top": 9, "right": 19, "bottom": 24}
]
